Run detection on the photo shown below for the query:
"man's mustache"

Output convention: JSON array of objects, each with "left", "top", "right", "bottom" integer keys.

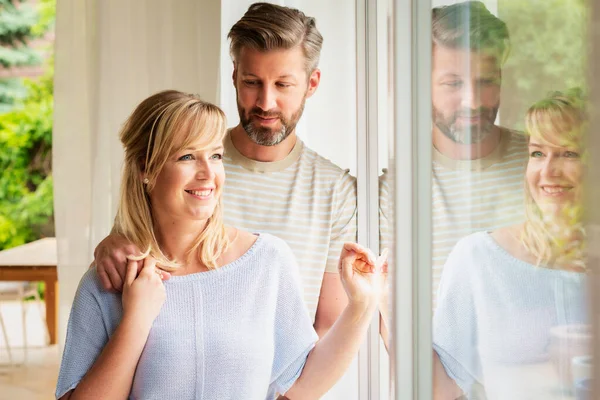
[{"left": 249, "top": 109, "right": 282, "bottom": 119}]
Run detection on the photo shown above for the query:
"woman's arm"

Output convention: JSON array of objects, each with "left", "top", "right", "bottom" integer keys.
[
  {"left": 60, "top": 315, "right": 154, "bottom": 399},
  {"left": 60, "top": 258, "right": 165, "bottom": 400},
  {"left": 433, "top": 351, "right": 464, "bottom": 400},
  {"left": 285, "top": 243, "right": 384, "bottom": 399}
]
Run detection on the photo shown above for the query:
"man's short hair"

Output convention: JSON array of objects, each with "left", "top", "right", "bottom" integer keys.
[
  {"left": 432, "top": 1, "right": 510, "bottom": 64},
  {"left": 228, "top": 2, "right": 323, "bottom": 73}
]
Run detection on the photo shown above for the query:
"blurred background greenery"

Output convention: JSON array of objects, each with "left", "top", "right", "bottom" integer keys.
[
  {"left": 499, "top": 0, "right": 588, "bottom": 131},
  {"left": 0, "top": 0, "right": 55, "bottom": 253}
]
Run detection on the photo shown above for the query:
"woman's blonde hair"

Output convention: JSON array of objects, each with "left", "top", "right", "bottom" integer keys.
[
  {"left": 521, "top": 88, "right": 587, "bottom": 269},
  {"left": 114, "top": 90, "right": 229, "bottom": 271}
]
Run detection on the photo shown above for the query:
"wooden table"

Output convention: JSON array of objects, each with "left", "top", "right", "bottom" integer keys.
[{"left": 0, "top": 238, "right": 58, "bottom": 345}]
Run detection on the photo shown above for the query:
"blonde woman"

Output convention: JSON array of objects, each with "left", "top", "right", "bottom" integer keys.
[
  {"left": 55, "top": 90, "right": 385, "bottom": 400},
  {"left": 433, "top": 90, "right": 589, "bottom": 400}
]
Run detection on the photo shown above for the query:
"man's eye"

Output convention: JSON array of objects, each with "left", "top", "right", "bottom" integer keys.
[
  {"left": 479, "top": 78, "right": 499, "bottom": 86},
  {"left": 564, "top": 151, "right": 580, "bottom": 158},
  {"left": 244, "top": 80, "right": 258, "bottom": 86},
  {"left": 178, "top": 154, "right": 193, "bottom": 161},
  {"left": 442, "top": 81, "right": 462, "bottom": 88},
  {"left": 276, "top": 83, "right": 291, "bottom": 88},
  {"left": 530, "top": 151, "right": 544, "bottom": 158}
]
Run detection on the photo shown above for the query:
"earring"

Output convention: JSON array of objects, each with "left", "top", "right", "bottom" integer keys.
[{"left": 143, "top": 178, "right": 149, "bottom": 184}]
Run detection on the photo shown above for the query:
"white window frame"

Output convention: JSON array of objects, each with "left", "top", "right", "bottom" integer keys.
[{"left": 390, "top": 0, "right": 433, "bottom": 399}]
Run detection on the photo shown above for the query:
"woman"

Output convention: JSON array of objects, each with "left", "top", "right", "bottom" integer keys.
[
  {"left": 55, "top": 90, "right": 385, "bottom": 400},
  {"left": 433, "top": 90, "right": 589, "bottom": 400}
]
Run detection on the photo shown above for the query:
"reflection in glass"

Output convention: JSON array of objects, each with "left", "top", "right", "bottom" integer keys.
[{"left": 428, "top": 1, "right": 591, "bottom": 399}]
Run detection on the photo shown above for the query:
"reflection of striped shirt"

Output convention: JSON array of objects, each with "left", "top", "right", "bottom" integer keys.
[
  {"left": 431, "top": 129, "right": 528, "bottom": 306},
  {"left": 222, "top": 132, "right": 357, "bottom": 320}
]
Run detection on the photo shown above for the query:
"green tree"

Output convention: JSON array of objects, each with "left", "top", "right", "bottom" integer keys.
[
  {"left": 0, "top": 65, "right": 53, "bottom": 250},
  {"left": 0, "top": 0, "right": 43, "bottom": 112},
  {"left": 499, "top": 0, "right": 588, "bottom": 131},
  {"left": 0, "top": 0, "right": 54, "bottom": 251}
]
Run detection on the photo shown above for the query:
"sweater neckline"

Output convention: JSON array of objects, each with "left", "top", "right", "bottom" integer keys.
[{"left": 164, "top": 233, "right": 265, "bottom": 283}]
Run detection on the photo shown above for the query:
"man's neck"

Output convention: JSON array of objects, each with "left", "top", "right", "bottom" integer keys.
[
  {"left": 230, "top": 125, "right": 297, "bottom": 162},
  {"left": 432, "top": 125, "right": 502, "bottom": 160}
]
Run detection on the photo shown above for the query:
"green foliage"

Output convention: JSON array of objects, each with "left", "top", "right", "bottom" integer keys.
[
  {"left": 499, "top": 0, "right": 588, "bottom": 131},
  {"left": 0, "top": 0, "right": 41, "bottom": 66},
  {"left": 0, "top": 65, "right": 54, "bottom": 251},
  {"left": 0, "top": 0, "right": 54, "bottom": 251},
  {"left": 0, "top": 0, "right": 45, "bottom": 109},
  {"left": 31, "top": 0, "right": 55, "bottom": 36}
]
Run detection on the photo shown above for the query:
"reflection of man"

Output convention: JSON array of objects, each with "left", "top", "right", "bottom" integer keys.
[
  {"left": 431, "top": 2, "right": 528, "bottom": 399},
  {"left": 93, "top": 2, "right": 356, "bottom": 338},
  {"left": 430, "top": 1, "right": 527, "bottom": 304},
  {"left": 378, "top": 0, "right": 528, "bottom": 349}
]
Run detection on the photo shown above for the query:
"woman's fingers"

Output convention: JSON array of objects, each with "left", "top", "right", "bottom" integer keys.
[
  {"left": 343, "top": 242, "right": 376, "bottom": 265},
  {"left": 139, "top": 257, "right": 158, "bottom": 278},
  {"left": 377, "top": 248, "right": 389, "bottom": 271}
]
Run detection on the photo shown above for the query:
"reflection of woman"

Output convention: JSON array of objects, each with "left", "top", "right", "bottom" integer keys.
[
  {"left": 433, "top": 90, "right": 588, "bottom": 400},
  {"left": 55, "top": 91, "right": 384, "bottom": 400}
]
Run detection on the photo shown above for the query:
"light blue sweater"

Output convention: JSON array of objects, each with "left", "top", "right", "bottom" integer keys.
[
  {"left": 433, "top": 232, "right": 588, "bottom": 399},
  {"left": 56, "top": 233, "right": 318, "bottom": 400}
]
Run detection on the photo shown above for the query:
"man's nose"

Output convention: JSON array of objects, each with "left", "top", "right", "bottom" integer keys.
[
  {"left": 460, "top": 83, "right": 482, "bottom": 110},
  {"left": 256, "top": 86, "right": 277, "bottom": 111}
]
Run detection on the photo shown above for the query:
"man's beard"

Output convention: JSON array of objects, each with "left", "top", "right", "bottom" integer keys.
[
  {"left": 237, "top": 98, "right": 306, "bottom": 147},
  {"left": 433, "top": 105, "right": 499, "bottom": 145}
]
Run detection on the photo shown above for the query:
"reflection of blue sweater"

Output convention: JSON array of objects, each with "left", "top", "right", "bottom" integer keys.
[
  {"left": 56, "top": 233, "right": 318, "bottom": 400},
  {"left": 433, "top": 232, "right": 588, "bottom": 399}
]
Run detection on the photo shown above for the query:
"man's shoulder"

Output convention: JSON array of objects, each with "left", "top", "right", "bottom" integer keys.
[
  {"left": 300, "top": 145, "right": 356, "bottom": 182},
  {"left": 501, "top": 127, "right": 528, "bottom": 149}
]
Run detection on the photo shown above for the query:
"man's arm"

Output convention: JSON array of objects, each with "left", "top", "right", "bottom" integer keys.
[
  {"left": 315, "top": 172, "right": 357, "bottom": 336},
  {"left": 313, "top": 272, "right": 348, "bottom": 337}
]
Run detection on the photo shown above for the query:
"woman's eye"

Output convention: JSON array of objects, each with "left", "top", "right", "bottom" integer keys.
[
  {"left": 211, "top": 153, "right": 223, "bottom": 160},
  {"left": 530, "top": 151, "right": 544, "bottom": 158},
  {"left": 178, "top": 154, "right": 194, "bottom": 161}
]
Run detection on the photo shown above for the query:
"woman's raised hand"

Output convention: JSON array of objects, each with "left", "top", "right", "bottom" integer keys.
[
  {"left": 338, "top": 243, "right": 387, "bottom": 310},
  {"left": 122, "top": 256, "right": 166, "bottom": 329}
]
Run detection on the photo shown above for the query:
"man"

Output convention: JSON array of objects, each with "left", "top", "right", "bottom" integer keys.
[
  {"left": 93, "top": 2, "right": 357, "bottom": 338},
  {"left": 430, "top": 0, "right": 527, "bottom": 302},
  {"left": 428, "top": 2, "right": 529, "bottom": 398},
  {"left": 378, "top": 0, "right": 528, "bottom": 343}
]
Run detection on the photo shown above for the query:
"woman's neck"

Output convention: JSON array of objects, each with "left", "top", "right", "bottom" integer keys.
[{"left": 153, "top": 218, "right": 208, "bottom": 267}]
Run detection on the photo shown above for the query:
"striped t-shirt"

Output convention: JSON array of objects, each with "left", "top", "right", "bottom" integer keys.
[
  {"left": 431, "top": 129, "right": 528, "bottom": 305},
  {"left": 222, "top": 132, "right": 357, "bottom": 320}
]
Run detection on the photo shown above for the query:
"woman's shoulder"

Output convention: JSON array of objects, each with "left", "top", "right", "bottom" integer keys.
[
  {"left": 451, "top": 231, "right": 496, "bottom": 257},
  {"left": 73, "top": 266, "right": 120, "bottom": 306},
  {"left": 79, "top": 266, "right": 105, "bottom": 292}
]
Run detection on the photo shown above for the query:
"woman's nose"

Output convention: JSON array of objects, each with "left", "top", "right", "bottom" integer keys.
[
  {"left": 196, "top": 161, "right": 215, "bottom": 180},
  {"left": 541, "top": 157, "right": 562, "bottom": 178}
]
